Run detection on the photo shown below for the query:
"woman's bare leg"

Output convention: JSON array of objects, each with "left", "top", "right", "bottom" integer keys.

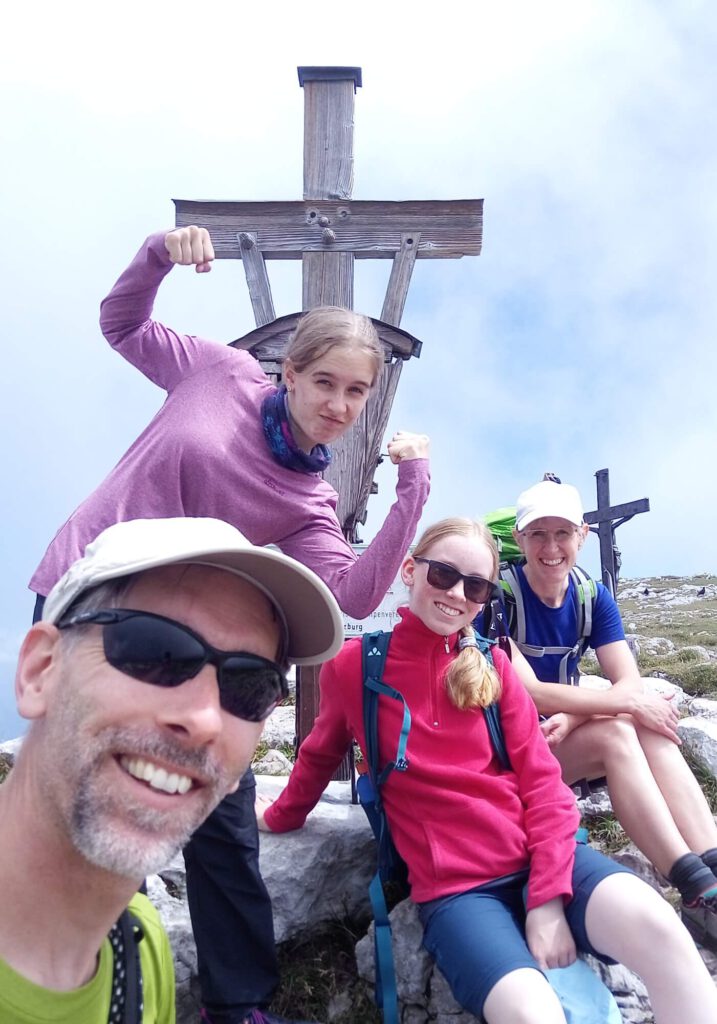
[
  {"left": 482, "top": 967, "right": 566, "bottom": 1024},
  {"left": 554, "top": 716, "right": 689, "bottom": 875},
  {"left": 584, "top": 872, "right": 717, "bottom": 1023}
]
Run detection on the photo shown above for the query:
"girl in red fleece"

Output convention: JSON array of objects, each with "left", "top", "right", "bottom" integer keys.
[{"left": 260, "top": 518, "right": 717, "bottom": 1023}]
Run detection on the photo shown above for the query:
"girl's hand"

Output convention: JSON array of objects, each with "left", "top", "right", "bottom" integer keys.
[
  {"left": 387, "top": 431, "right": 430, "bottom": 464},
  {"left": 540, "top": 712, "right": 586, "bottom": 747},
  {"left": 255, "top": 793, "right": 274, "bottom": 832},
  {"left": 525, "top": 898, "right": 576, "bottom": 969},
  {"left": 164, "top": 225, "right": 215, "bottom": 273}
]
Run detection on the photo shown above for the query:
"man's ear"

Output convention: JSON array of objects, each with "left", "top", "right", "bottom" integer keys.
[{"left": 15, "top": 623, "right": 62, "bottom": 721}]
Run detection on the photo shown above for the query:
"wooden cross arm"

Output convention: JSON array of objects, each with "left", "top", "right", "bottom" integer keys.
[
  {"left": 584, "top": 498, "right": 650, "bottom": 524},
  {"left": 174, "top": 198, "right": 483, "bottom": 259}
]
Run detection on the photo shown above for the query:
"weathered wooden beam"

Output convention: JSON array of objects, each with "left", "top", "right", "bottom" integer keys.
[
  {"left": 299, "top": 66, "right": 361, "bottom": 201},
  {"left": 237, "top": 232, "right": 275, "bottom": 327},
  {"left": 302, "top": 252, "right": 354, "bottom": 309},
  {"left": 381, "top": 232, "right": 421, "bottom": 326},
  {"left": 173, "top": 199, "right": 483, "bottom": 259}
]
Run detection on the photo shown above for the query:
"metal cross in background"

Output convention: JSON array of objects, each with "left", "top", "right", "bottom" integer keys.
[{"left": 584, "top": 468, "right": 650, "bottom": 595}]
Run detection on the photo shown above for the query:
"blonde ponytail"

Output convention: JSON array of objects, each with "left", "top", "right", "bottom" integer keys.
[{"left": 444, "top": 624, "right": 502, "bottom": 710}]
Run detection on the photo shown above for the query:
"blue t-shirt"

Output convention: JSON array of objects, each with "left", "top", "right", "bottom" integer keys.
[{"left": 479, "top": 563, "right": 625, "bottom": 683}]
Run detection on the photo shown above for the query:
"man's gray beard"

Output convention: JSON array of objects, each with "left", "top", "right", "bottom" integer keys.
[{"left": 67, "top": 729, "right": 229, "bottom": 879}]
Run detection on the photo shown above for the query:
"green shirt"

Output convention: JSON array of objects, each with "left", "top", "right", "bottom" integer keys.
[{"left": 0, "top": 893, "right": 176, "bottom": 1023}]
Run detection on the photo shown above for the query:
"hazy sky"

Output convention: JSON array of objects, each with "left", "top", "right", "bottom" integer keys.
[{"left": 2, "top": 0, "right": 715, "bottom": 738}]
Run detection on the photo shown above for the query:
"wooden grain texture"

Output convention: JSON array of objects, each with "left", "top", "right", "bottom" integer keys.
[
  {"left": 173, "top": 199, "right": 483, "bottom": 259},
  {"left": 238, "top": 232, "right": 275, "bottom": 327},
  {"left": 302, "top": 251, "right": 354, "bottom": 308},
  {"left": 302, "top": 78, "right": 356, "bottom": 200},
  {"left": 381, "top": 232, "right": 421, "bottom": 326}
]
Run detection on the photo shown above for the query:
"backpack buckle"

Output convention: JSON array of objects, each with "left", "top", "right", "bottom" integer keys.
[{"left": 395, "top": 757, "right": 409, "bottom": 772}]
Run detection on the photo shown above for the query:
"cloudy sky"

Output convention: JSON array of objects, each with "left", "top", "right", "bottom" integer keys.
[{"left": 1, "top": 0, "right": 715, "bottom": 739}]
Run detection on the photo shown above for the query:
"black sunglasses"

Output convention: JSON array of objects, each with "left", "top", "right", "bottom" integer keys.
[
  {"left": 57, "top": 609, "right": 288, "bottom": 723},
  {"left": 413, "top": 557, "right": 497, "bottom": 604}
]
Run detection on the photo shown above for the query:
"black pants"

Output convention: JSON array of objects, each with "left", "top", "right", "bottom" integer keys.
[
  {"left": 34, "top": 593, "right": 278, "bottom": 1016},
  {"left": 184, "top": 771, "right": 279, "bottom": 1016}
]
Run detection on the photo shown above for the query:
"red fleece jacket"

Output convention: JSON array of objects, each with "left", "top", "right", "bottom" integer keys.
[{"left": 265, "top": 608, "right": 579, "bottom": 909}]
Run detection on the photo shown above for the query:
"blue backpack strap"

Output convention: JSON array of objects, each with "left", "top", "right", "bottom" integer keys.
[
  {"left": 473, "top": 631, "right": 512, "bottom": 773},
  {"left": 361, "top": 630, "right": 409, "bottom": 1024}
]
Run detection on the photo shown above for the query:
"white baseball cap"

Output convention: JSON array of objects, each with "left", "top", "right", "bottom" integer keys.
[
  {"left": 515, "top": 481, "right": 584, "bottom": 532},
  {"left": 42, "top": 517, "right": 345, "bottom": 665}
]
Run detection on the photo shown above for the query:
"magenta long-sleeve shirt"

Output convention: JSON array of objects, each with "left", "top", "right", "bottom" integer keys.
[
  {"left": 30, "top": 234, "right": 430, "bottom": 616},
  {"left": 265, "top": 608, "right": 580, "bottom": 908}
]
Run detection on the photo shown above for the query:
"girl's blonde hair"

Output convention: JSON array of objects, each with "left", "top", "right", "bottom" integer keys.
[
  {"left": 284, "top": 306, "right": 384, "bottom": 384},
  {"left": 412, "top": 517, "right": 502, "bottom": 710}
]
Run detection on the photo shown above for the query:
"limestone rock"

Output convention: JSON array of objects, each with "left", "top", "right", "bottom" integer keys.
[
  {"left": 253, "top": 748, "right": 293, "bottom": 775},
  {"left": 678, "top": 717, "right": 717, "bottom": 774},
  {"left": 261, "top": 705, "right": 296, "bottom": 748}
]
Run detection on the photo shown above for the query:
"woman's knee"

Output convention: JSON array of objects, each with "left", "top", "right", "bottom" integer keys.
[{"left": 590, "top": 715, "right": 641, "bottom": 763}]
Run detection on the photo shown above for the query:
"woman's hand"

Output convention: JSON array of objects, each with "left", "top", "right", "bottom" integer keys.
[
  {"left": 164, "top": 225, "right": 215, "bottom": 273},
  {"left": 630, "top": 691, "right": 681, "bottom": 744},
  {"left": 255, "top": 793, "right": 274, "bottom": 832},
  {"left": 387, "top": 431, "right": 430, "bottom": 464},
  {"left": 525, "top": 898, "right": 576, "bottom": 970}
]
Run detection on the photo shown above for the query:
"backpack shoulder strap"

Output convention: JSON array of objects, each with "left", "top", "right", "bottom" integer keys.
[
  {"left": 472, "top": 631, "right": 512, "bottom": 773},
  {"left": 499, "top": 564, "right": 524, "bottom": 642},
  {"left": 109, "top": 909, "right": 144, "bottom": 1024}
]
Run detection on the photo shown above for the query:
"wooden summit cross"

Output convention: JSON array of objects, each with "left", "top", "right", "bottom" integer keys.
[
  {"left": 584, "top": 468, "right": 650, "bottom": 596},
  {"left": 174, "top": 65, "right": 483, "bottom": 744}
]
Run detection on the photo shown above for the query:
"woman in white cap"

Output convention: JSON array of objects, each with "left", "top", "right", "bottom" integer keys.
[
  {"left": 489, "top": 478, "right": 717, "bottom": 952},
  {"left": 28, "top": 225, "right": 430, "bottom": 1024}
]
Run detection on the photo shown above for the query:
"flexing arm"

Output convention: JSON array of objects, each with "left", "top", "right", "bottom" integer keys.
[
  {"left": 99, "top": 226, "right": 232, "bottom": 391},
  {"left": 282, "top": 445, "right": 430, "bottom": 618},
  {"left": 512, "top": 640, "right": 680, "bottom": 743}
]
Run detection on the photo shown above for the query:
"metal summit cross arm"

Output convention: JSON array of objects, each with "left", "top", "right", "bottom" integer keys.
[
  {"left": 584, "top": 468, "right": 650, "bottom": 596},
  {"left": 173, "top": 66, "right": 483, "bottom": 747}
]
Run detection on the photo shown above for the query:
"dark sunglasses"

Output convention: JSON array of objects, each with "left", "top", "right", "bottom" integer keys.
[
  {"left": 57, "top": 608, "right": 288, "bottom": 723},
  {"left": 413, "top": 557, "right": 497, "bottom": 604}
]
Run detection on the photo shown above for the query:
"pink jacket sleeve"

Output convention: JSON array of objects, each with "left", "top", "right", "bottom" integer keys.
[
  {"left": 264, "top": 652, "right": 358, "bottom": 833},
  {"left": 493, "top": 648, "right": 580, "bottom": 909}
]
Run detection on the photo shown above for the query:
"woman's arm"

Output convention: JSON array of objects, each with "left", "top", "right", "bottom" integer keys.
[
  {"left": 282, "top": 447, "right": 430, "bottom": 618},
  {"left": 512, "top": 639, "right": 680, "bottom": 742},
  {"left": 99, "top": 226, "right": 236, "bottom": 391}
]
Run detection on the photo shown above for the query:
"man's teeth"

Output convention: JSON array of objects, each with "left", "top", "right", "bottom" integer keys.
[{"left": 120, "top": 756, "right": 193, "bottom": 795}]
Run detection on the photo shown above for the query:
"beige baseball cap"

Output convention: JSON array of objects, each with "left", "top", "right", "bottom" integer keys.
[{"left": 42, "top": 517, "right": 345, "bottom": 665}]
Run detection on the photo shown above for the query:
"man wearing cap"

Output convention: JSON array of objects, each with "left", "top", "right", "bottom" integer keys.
[
  {"left": 0, "top": 517, "right": 343, "bottom": 1024},
  {"left": 483, "top": 478, "right": 717, "bottom": 952}
]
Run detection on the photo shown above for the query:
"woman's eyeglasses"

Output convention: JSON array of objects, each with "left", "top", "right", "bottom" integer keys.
[
  {"left": 413, "top": 558, "right": 496, "bottom": 604},
  {"left": 521, "top": 528, "right": 579, "bottom": 545},
  {"left": 57, "top": 609, "right": 288, "bottom": 723}
]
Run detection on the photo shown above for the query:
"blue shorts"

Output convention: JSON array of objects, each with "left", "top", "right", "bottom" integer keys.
[{"left": 418, "top": 844, "right": 633, "bottom": 1018}]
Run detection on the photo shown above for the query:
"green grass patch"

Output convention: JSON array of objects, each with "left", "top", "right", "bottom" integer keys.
[
  {"left": 272, "top": 918, "right": 380, "bottom": 1023},
  {"left": 586, "top": 814, "right": 628, "bottom": 855}
]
